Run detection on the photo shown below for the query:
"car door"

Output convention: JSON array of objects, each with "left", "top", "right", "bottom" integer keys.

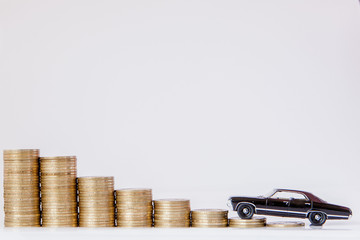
[
  {"left": 289, "top": 197, "right": 311, "bottom": 218},
  {"left": 266, "top": 193, "right": 290, "bottom": 217}
]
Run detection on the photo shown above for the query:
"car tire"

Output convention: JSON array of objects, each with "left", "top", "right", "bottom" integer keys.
[
  {"left": 308, "top": 211, "right": 327, "bottom": 226},
  {"left": 237, "top": 203, "right": 255, "bottom": 219}
]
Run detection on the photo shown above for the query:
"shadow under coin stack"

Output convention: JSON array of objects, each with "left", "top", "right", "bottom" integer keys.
[
  {"left": 191, "top": 209, "right": 228, "bottom": 228},
  {"left": 116, "top": 188, "right": 153, "bottom": 227},
  {"left": 3, "top": 149, "right": 41, "bottom": 227},
  {"left": 153, "top": 199, "right": 190, "bottom": 228},
  {"left": 78, "top": 177, "right": 115, "bottom": 227},
  {"left": 40, "top": 156, "right": 77, "bottom": 227},
  {"left": 229, "top": 217, "right": 266, "bottom": 228}
]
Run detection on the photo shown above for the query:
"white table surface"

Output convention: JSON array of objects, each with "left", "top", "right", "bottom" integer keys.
[{"left": 1, "top": 219, "right": 359, "bottom": 240}]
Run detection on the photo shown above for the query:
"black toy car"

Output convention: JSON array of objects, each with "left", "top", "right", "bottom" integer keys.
[{"left": 228, "top": 189, "right": 352, "bottom": 226}]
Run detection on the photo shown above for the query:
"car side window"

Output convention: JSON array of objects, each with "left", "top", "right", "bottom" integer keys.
[{"left": 270, "top": 191, "right": 307, "bottom": 200}]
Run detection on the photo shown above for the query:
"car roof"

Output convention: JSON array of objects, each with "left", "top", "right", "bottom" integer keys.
[{"left": 274, "top": 189, "right": 326, "bottom": 203}]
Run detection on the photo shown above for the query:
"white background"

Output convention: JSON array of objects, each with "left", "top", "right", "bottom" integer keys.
[{"left": 1, "top": 0, "right": 360, "bottom": 239}]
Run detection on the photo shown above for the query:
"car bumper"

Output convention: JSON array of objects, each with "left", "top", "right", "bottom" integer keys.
[{"left": 227, "top": 199, "right": 233, "bottom": 210}]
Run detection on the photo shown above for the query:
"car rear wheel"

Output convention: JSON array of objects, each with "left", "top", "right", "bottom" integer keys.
[
  {"left": 308, "top": 211, "right": 327, "bottom": 226},
  {"left": 237, "top": 204, "right": 255, "bottom": 219}
]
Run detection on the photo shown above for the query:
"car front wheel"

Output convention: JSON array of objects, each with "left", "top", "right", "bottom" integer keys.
[
  {"left": 308, "top": 211, "right": 327, "bottom": 226},
  {"left": 237, "top": 203, "right": 255, "bottom": 219}
]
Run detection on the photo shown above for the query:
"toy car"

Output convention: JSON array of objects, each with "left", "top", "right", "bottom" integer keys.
[{"left": 227, "top": 189, "right": 352, "bottom": 226}]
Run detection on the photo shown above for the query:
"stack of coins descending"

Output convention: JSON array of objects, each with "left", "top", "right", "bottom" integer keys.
[
  {"left": 191, "top": 209, "right": 228, "bottom": 228},
  {"left": 78, "top": 177, "right": 115, "bottom": 227},
  {"left": 116, "top": 188, "right": 153, "bottom": 227},
  {"left": 229, "top": 217, "right": 266, "bottom": 228},
  {"left": 3, "top": 149, "right": 41, "bottom": 227},
  {"left": 40, "top": 156, "right": 77, "bottom": 227},
  {"left": 153, "top": 199, "right": 190, "bottom": 228}
]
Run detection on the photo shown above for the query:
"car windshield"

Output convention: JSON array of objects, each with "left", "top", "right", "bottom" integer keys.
[{"left": 263, "top": 189, "right": 277, "bottom": 198}]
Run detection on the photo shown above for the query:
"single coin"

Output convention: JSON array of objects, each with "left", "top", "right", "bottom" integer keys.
[
  {"left": 116, "top": 188, "right": 151, "bottom": 193},
  {"left": 154, "top": 221, "right": 190, "bottom": 228},
  {"left": 117, "top": 222, "right": 153, "bottom": 228},
  {"left": 154, "top": 199, "right": 190, "bottom": 204}
]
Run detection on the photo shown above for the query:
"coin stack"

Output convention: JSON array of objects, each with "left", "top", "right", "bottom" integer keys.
[
  {"left": 153, "top": 199, "right": 190, "bottom": 228},
  {"left": 191, "top": 209, "right": 228, "bottom": 227},
  {"left": 116, "top": 188, "right": 153, "bottom": 227},
  {"left": 78, "top": 177, "right": 115, "bottom": 227},
  {"left": 40, "top": 156, "right": 77, "bottom": 227},
  {"left": 3, "top": 149, "right": 41, "bottom": 227},
  {"left": 266, "top": 221, "right": 305, "bottom": 228},
  {"left": 229, "top": 217, "right": 266, "bottom": 228}
]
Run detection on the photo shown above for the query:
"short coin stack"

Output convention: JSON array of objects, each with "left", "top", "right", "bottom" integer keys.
[
  {"left": 191, "top": 209, "right": 228, "bottom": 227},
  {"left": 116, "top": 188, "right": 153, "bottom": 227},
  {"left": 229, "top": 217, "right": 266, "bottom": 228},
  {"left": 153, "top": 199, "right": 190, "bottom": 228},
  {"left": 3, "top": 149, "right": 41, "bottom": 227},
  {"left": 78, "top": 177, "right": 115, "bottom": 227},
  {"left": 40, "top": 156, "right": 77, "bottom": 227},
  {"left": 266, "top": 221, "right": 305, "bottom": 228}
]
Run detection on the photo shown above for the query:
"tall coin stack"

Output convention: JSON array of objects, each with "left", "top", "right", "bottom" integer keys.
[
  {"left": 116, "top": 188, "right": 153, "bottom": 227},
  {"left": 3, "top": 149, "right": 41, "bottom": 227},
  {"left": 191, "top": 209, "right": 228, "bottom": 228},
  {"left": 78, "top": 177, "right": 115, "bottom": 227},
  {"left": 153, "top": 199, "right": 190, "bottom": 227},
  {"left": 40, "top": 156, "right": 77, "bottom": 227}
]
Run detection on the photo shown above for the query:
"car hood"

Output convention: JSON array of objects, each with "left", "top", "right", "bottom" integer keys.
[{"left": 230, "top": 196, "right": 264, "bottom": 201}]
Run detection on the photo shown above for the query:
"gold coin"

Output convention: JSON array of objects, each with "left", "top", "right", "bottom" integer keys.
[
  {"left": 192, "top": 223, "right": 227, "bottom": 228},
  {"left": 4, "top": 149, "right": 39, "bottom": 153},
  {"left": 4, "top": 222, "right": 41, "bottom": 227},
  {"left": 191, "top": 209, "right": 228, "bottom": 217},
  {"left": 155, "top": 217, "right": 190, "bottom": 220},
  {"left": 42, "top": 223, "right": 78, "bottom": 227},
  {"left": 79, "top": 223, "right": 114, "bottom": 227},
  {"left": 154, "top": 222, "right": 190, "bottom": 228},
  {"left": 40, "top": 156, "right": 76, "bottom": 159},
  {"left": 154, "top": 199, "right": 189, "bottom": 204},
  {"left": 117, "top": 222, "right": 152, "bottom": 228},
  {"left": 78, "top": 176, "right": 114, "bottom": 181},
  {"left": 116, "top": 188, "right": 151, "bottom": 193},
  {"left": 192, "top": 218, "right": 228, "bottom": 222},
  {"left": 117, "top": 207, "right": 153, "bottom": 212}
]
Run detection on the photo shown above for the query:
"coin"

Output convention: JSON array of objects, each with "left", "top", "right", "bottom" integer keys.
[
  {"left": 266, "top": 221, "right": 305, "bottom": 228},
  {"left": 154, "top": 222, "right": 190, "bottom": 228}
]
